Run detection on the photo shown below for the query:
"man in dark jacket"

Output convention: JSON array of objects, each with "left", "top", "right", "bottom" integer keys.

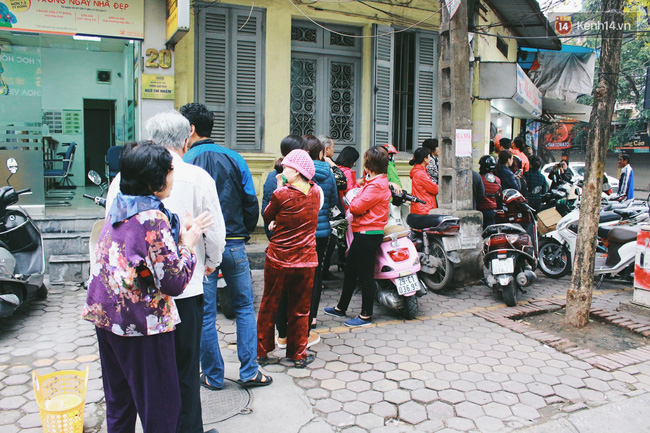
[{"left": 181, "top": 103, "right": 272, "bottom": 390}]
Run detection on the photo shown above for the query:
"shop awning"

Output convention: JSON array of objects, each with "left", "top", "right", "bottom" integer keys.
[
  {"left": 542, "top": 98, "right": 592, "bottom": 122},
  {"left": 479, "top": 62, "right": 543, "bottom": 119},
  {"left": 485, "top": 0, "right": 561, "bottom": 51}
]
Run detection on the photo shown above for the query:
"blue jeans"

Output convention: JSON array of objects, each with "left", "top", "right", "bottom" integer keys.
[{"left": 200, "top": 240, "right": 258, "bottom": 386}]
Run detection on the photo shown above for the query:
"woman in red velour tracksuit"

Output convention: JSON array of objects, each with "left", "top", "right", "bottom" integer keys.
[
  {"left": 409, "top": 147, "right": 439, "bottom": 215},
  {"left": 324, "top": 146, "right": 391, "bottom": 328},
  {"left": 257, "top": 149, "right": 321, "bottom": 369}
]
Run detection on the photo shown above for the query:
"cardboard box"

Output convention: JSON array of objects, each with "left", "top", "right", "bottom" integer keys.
[{"left": 537, "top": 208, "right": 562, "bottom": 235}]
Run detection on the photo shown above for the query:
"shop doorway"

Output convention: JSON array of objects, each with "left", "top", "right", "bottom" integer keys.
[{"left": 83, "top": 99, "right": 115, "bottom": 185}]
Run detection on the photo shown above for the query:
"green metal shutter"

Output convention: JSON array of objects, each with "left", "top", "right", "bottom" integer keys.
[
  {"left": 371, "top": 24, "right": 394, "bottom": 148},
  {"left": 413, "top": 31, "right": 439, "bottom": 149}
]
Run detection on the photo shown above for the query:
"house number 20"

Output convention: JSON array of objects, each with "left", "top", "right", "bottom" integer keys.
[{"left": 145, "top": 49, "right": 172, "bottom": 69}]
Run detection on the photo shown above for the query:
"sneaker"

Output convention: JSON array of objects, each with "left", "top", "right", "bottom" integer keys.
[
  {"left": 307, "top": 331, "right": 320, "bottom": 348},
  {"left": 324, "top": 307, "right": 346, "bottom": 318},
  {"left": 344, "top": 316, "right": 372, "bottom": 328},
  {"left": 276, "top": 335, "right": 287, "bottom": 349}
]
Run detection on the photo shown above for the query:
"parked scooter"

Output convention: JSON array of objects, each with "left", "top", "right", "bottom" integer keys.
[
  {"left": 482, "top": 189, "right": 538, "bottom": 306},
  {"left": 0, "top": 158, "right": 47, "bottom": 317},
  {"left": 343, "top": 188, "right": 425, "bottom": 319},
  {"left": 538, "top": 197, "right": 648, "bottom": 278}
]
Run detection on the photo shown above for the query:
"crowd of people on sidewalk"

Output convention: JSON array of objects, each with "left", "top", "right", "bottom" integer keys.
[
  {"left": 80, "top": 102, "right": 450, "bottom": 433},
  {"left": 81, "top": 104, "right": 637, "bottom": 433}
]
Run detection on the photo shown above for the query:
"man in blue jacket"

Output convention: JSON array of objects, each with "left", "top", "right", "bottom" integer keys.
[
  {"left": 617, "top": 153, "right": 634, "bottom": 201},
  {"left": 181, "top": 103, "right": 272, "bottom": 389}
]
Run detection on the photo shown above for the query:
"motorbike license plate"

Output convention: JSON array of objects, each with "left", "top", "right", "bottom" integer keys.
[
  {"left": 442, "top": 236, "right": 461, "bottom": 251},
  {"left": 491, "top": 258, "right": 514, "bottom": 275},
  {"left": 395, "top": 274, "right": 420, "bottom": 295}
]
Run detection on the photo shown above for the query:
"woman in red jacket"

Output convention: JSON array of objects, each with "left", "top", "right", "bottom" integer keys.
[
  {"left": 324, "top": 146, "right": 391, "bottom": 327},
  {"left": 409, "top": 147, "right": 439, "bottom": 215}
]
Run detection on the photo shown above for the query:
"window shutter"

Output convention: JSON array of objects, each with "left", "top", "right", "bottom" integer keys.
[
  {"left": 199, "top": 10, "right": 228, "bottom": 143},
  {"left": 232, "top": 10, "right": 264, "bottom": 151},
  {"left": 413, "top": 32, "right": 439, "bottom": 149},
  {"left": 197, "top": 5, "right": 264, "bottom": 151},
  {"left": 371, "top": 25, "right": 394, "bottom": 147}
]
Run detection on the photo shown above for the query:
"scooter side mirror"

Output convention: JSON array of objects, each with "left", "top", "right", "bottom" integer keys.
[
  {"left": 6, "top": 158, "right": 18, "bottom": 174},
  {"left": 87, "top": 170, "right": 102, "bottom": 186}
]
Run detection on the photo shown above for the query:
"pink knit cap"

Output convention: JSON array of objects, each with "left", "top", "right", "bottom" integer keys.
[{"left": 282, "top": 149, "right": 315, "bottom": 180}]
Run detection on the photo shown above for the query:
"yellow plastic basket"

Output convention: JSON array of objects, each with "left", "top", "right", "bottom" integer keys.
[{"left": 32, "top": 366, "right": 89, "bottom": 433}]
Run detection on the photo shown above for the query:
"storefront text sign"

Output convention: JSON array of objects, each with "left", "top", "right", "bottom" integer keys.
[
  {"left": 141, "top": 74, "right": 174, "bottom": 100},
  {"left": 1, "top": 0, "right": 144, "bottom": 39},
  {"left": 514, "top": 64, "right": 542, "bottom": 118},
  {"left": 455, "top": 129, "right": 472, "bottom": 157}
]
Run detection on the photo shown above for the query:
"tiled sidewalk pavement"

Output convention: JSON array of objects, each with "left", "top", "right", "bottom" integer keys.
[{"left": 2, "top": 272, "right": 650, "bottom": 432}]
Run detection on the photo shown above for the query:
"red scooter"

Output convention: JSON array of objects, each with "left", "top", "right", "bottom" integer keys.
[{"left": 482, "top": 189, "right": 538, "bottom": 306}]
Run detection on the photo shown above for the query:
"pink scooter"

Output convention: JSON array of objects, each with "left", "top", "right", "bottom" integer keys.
[{"left": 344, "top": 189, "right": 425, "bottom": 319}]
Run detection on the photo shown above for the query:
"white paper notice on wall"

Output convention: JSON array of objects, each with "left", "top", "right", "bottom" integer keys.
[{"left": 455, "top": 129, "right": 472, "bottom": 157}]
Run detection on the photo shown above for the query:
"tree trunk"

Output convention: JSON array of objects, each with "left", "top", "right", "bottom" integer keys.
[{"left": 566, "top": 0, "right": 625, "bottom": 327}]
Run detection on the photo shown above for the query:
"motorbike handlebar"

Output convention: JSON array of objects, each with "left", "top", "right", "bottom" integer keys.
[
  {"left": 83, "top": 194, "right": 107, "bottom": 208},
  {"left": 391, "top": 188, "right": 426, "bottom": 205},
  {"left": 16, "top": 188, "right": 31, "bottom": 195}
]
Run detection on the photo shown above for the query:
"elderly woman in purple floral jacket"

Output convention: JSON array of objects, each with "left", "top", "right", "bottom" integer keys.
[{"left": 82, "top": 141, "right": 211, "bottom": 433}]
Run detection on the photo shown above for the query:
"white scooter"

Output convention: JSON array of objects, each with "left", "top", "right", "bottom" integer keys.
[{"left": 538, "top": 198, "right": 648, "bottom": 280}]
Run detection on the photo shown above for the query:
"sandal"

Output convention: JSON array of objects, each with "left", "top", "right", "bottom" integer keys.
[
  {"left": 237, "top": 370, "right": 273, "bottom": 388},
  {"left": 199, "top": 372, "right": 222, "bottom": 391},
  {"left": 294, "top": 354, "right": 315, "bottom": 369}
]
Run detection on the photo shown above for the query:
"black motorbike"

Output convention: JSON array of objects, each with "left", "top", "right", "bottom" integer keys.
[{"left": 0, "top": 158, "right": 47, "bottom": 317}]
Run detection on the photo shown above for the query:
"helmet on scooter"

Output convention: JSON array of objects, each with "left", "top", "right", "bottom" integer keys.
[
  {"left": 479, "top": 155, "right": 496, "bottom": 174},
  {"left": 381, "top": 143, "right": 399, "bottom": 155}
]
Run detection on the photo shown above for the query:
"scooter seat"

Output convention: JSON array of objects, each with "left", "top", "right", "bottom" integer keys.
[
  {"left": 598, "top": 226, "right": 614, "bottom": 239},
  {"left": 599, "top": 212, "right": 622, "bottom": 223},
  {"left": 383, "top": 225, "right": 409, "bottom": 242},
  {"left": 608, "top": 227, "right": 638, "bottom": 244},
  {"left": 406, "top": 213, "right": 455, "bottom": 230},
  {"left": 614, "top": 209, "right": 646, "bottom": 220}
]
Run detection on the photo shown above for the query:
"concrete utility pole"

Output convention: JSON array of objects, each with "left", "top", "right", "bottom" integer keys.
[
  {"left": 566, "top": 0, "right": 625, "bottom": 328},
  {"left": 438, "top": 0, "right": 473, "bottom": 212}
]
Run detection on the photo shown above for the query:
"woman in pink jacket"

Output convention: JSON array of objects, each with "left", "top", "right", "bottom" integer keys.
[
  {"left": 409, "top": 147, "right": 439, "bottom": 215},
  {"left": 325, "top": 146, "right": 391, "bottom": 327}
]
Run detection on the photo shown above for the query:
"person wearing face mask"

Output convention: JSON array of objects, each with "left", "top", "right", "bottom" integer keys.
[
  {"left": 324, "top": 146, "right": 391, "bottom": 328},
  {"left": 381, "top": 143, "right": 403, "bottom": 194},
  {"left": 257, "top": 150, "right": 322, "bottom": 368}
]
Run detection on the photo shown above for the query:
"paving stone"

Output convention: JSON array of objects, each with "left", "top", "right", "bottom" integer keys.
[
  {"left": 307, "top": 388, "right": 330, "bottom": 400},
  {"left": 476, "top": 380, "right": 502, "bottom": 393},
  {"left": 464, "top": 390, "right": 492, "bottom": 405},
  {"left": 455, "top": 401, "right": 484, "bottom": 420},
  {"left": 474, "top": 415, "right": 506, "bottom": 432},
  {"left": 16, "top": 413, "right": 41, "bottom": 429},
  {"left": 327, "top": 410, "right": 356, "bottom": 428},
  {"left": 358, "top": 390, "right": 384, "bottom": 405},
  {"left": 426, "top": 401, "right": 455, "bottom": 421},
  {"left": 584, "top": 377, "right": 612, "bottom": 393},
  {"left": 316, "top": 398, "right": 343, "bottom": 414},
  {"left": 511, "top": 403, "right": 541, "bottom": 421},
  {"left": 373, "top": 379, "right": 398, "bottom": 392},
  {"left": 0, "top": 396, "right": 26, "bottom": 410},
  {"left": 343, "top": 400, "right": 369, "bottom": 416},
  {"left": 491, "top": 390, "right": 519, "bottom": 406},
  {"left": 398, "top": 401, "right": 427, "bottom": 425},
  {"left": 425, "top": 378, "right": 451, "bottom": 391},
  {"left": 356, "top": 413, "right": 385, "bottom": 430},
  {"left": 372, "top": 401, "right": 397, "bottom": 418},
  {"left": 384, "top": 389, "right": 411, "bottom": 405},
  {"left": 527, "top": 382, "right": 555, "bottom": 397},
  {"left": 518, "top": 392, "right": 547, "bottom": 409},
  {"left": 553, "top": 384, "right": 582, "bottom": 401},
  {"left": 3, "top": 374, "right": 30, "bottom": 386},
  {"left": 446, "top": 417, "right": 476, "bottom": 431},
  {"left": 483, "top": 402, "right": 512, "bottom": 418},
  {"left": 438, "top": 389, "right": 465, "bottom": 404},
  {"left": 331, "top": 389, "right": 357, "bottom": 402},
  {"left": 347, "top": 380, "right": 372, "bottom": 393}
]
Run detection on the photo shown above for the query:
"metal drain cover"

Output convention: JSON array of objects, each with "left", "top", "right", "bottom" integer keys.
[{"left": 200, "top": 378, "right": 252, "bottom": 423}]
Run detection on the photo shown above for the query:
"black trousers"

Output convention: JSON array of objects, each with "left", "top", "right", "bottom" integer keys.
[
  {"left": 174, "top": 296, "right": 204, "bottom": 433},
  {"left": 309, "top": 236, "right": 330, "bottom": 330},
  {"left": 337, "top": 233, "right": 383, "bottom": 317}
]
